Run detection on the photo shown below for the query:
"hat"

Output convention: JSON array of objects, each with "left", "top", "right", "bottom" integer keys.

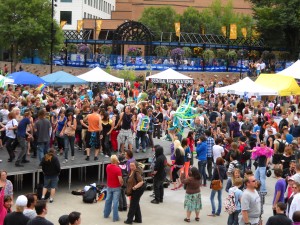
[
  {"left": 288, "top": 176, "right": 295, "bottom": 181},
  {"left": 58, "top": 215, "right": 69, "bottom": 225},
  {"left": 15, "top": 195, "right": 28, "bottom": 207},
  {"left": 294, "top": 117, "right": 299, "bottom": 121},
  {"left": 292, "top": 140, "right": 298, "bottom": 145}
]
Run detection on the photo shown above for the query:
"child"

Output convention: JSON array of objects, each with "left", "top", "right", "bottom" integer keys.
[{"left": 227, "top": 178, "right": 243, "bottom": 225}]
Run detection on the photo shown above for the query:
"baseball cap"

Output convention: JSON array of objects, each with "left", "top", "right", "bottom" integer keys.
[
  {"left": 294, "top": 117, "right": 299, "bottom": 121},
  {"left": 15, "top": 195, "right": 28, "bottom": 207},
  {"left": 288, "top": 176, "right": 295, "bottom": 181}
]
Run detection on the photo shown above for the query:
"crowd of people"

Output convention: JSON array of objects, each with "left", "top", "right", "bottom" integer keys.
[{"left": 1, "top": 78, "right": 300, "bottom": 225}]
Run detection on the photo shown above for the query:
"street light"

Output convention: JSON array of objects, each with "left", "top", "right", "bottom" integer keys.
[
  {"left": 50, "top": 0, "right": 57, "bottom": 73},
  {"left": 239, "top": 51, "right": 244, "bottom": 79}
]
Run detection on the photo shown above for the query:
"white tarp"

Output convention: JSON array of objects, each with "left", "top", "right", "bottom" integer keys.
[
  {"left": 214, "top": 77, "right": 278, "bottom": 96},
  {"left": 277, "top": 60, "right": 300, "bottom": 79},
  {"left": 146, "top": 68, "right": 194, "bottom": 84},
  {"left": 77, "top": 67, "right": 124, "bottom": 83}
]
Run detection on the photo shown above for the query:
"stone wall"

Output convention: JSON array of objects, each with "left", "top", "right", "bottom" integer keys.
[{"left": 0, "top": 61, "right": 240, "bottom": 85}]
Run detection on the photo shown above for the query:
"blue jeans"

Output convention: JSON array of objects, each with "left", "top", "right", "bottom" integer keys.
[
  {"left": 103, "top": 187, "right": 121, "bottom": 221},
  {"left": 210, "top": 189, "right": 222, "bottom": 215},
  {"left": 255, "top": 166, "right": 267, "bottom": 193},
  {"left": 64, "top": 135, "right": 75, "bottom": 160},
  {"left": 198, "top": 160, "right": 207, "bottom": 185},
  {"left": 37, "top": 142, "right": 49, "bottom": 161},
  {"left": 227, "top": 209, "right": 241, "bottom": 225},
  {"left": 135, "top": 131, "right": 146, "bottom": 150}
]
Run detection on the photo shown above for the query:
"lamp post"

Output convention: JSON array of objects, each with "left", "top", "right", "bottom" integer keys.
[
  {"left": 239, "top": 51, "right": 244, "bottom": 79},
  {"left": 50, "top": 0, "right": 57, "bottom": 73}
]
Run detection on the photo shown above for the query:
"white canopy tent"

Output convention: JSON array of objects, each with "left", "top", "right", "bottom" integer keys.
[
  {"left": 214, "top": 77, "right": 278, "bottom": 96},
  {"left": 77, "top": 67, "right": 124, "bottom": 83},
  {"left": 277, "top": 60, "right": 300, "bottom": 79},
  {"left": 146, "top": 68, "right": 194, "bottom": 84}
]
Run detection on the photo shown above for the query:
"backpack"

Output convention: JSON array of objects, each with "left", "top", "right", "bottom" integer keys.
[
  {"left": 139, "top": 114, "right": 150, "bottom": 132},
  {"left": 277, "top": 140, "right": 286, "bottom": 154},
  {"left": 224, "top": 191, "right": 237, "bottom": 214},
  {"left": 83, "top": 187, "right": 97, "bottom": 203},
  {"left": 241, "top": 145, "right": 251, "bottom": 161}
]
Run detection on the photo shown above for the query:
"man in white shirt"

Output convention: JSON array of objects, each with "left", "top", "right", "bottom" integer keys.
[{"left": 212, "top": 138, "right": 224, "bottom": 163}]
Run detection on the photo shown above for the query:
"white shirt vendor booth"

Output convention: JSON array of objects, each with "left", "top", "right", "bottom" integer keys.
[{"left": 146, "top": 68, "right": 194, "bottom": 84}]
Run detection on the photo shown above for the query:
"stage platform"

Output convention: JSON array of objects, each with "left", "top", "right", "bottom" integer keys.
[{"left": 0, "top": 138, "right": 171, "bottom": 192}]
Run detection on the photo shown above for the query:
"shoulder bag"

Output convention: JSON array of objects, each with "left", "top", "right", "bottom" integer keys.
[{"left": 211, "top": 166, "right": 223, "bottom": 191}]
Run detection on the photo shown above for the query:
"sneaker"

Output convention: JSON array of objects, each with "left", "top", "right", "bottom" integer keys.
[
  {"left": 63, "top": 159, "right": 68, "bottom": 164},
  {"left": 151, "top": 199, "right": 159, "bottom": 204},
  {"left": 85, "top": 156, "right": 90, "bottom": 161},
  {"left": 0, "top": 159, "right": 2, "bottom": 163},
  {"left": 142, "top": 149, "right": 146, "bottom": 153},
  {"left": 78, "top": 148, "right": 82, "bottom": 152},
  {"left": 135, "top": 150, "right": 139, "bottom": 153},
  {"left": 49, "top": 198, "right": 53, "bottom": 203},
  {"left": 71, "top": 156, "right": 75, "bottom": 161},
  {"left": 94, "top": 157, "right": 99, "bottom": 161},
  {"left": 104, "top": 155, "right": 109, "bottom": 158}
]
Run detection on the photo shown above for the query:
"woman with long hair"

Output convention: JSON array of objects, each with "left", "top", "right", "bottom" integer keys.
[
  {"left": 208, "top": 157, "right": 227, "bottom": 217},
  {"left": 101, "top": 112, "right": 114, "bottom": 157},
  {"left": 61, "top": 112, "right": 77, "bottom": 163},
  {"left": 186, "top": 131, "right": 195, "bottom": 166},
  {"left": 56, "top": 110, "right": 66, "bottom": 156},
  {"left": 40, "top": 148, "right": 61, "bottom": 203},
  {"left": 171, "top": 140, "right": 185, "bottom": 190},
  {"left": 180, "top": 167, "right": 202, "bottom": 223},
  {"left": 124, "top": 161, "right": 144, "bottom": 224}
]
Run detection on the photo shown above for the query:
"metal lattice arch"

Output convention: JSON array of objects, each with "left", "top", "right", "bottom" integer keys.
[{"left": 112, "top": 20, "right": 155, "bottom": 56}]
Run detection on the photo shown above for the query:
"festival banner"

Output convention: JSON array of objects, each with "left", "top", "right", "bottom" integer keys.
[
  {"left": 241, "top": 27, "right": 247, "bottom": 38},
  {"left": 95, "top": 20, "right": 102, "bottom": 39},
  {"left": 221, "top": 26, "right": 227, "bottom": 37},
  {"left": 77, "top": 20, "right": 83, "bottom": 32},
  {"left": 60, "top": 21, "right": 67, "bottom": 29},
  {"left": 175, "top": 22, "right": 180, "bottom": 37},
  {"left": 229, "top": 24, "right": 237, "bottom": 40}
]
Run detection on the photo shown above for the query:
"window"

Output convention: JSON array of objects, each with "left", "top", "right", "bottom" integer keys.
[
  {"left": 84, "top": 0, "right": 86, "bottom": 4},
  {"left": 100, "top": 0, "right": 103, "bottom": 10},
  {"left": 84, "top": 12, "right": 86, "bottom": 18},
  {"left": 60, "top": 11, "right": 72, "bottom": 25},
  {"left": 61, "top": 0, "right": 72, "bottom": 2},
  {"left": 112, "top": 6, "right": 114, "bottom": 11}
]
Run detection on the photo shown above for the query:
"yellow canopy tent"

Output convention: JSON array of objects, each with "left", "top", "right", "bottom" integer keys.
[{"left": 255, "top": 74, "right": 300, "bottom": 96}]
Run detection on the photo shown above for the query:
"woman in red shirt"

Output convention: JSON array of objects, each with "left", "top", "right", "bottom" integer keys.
[{"left": 187, "top": 131, "right": 195, "bottom": 166}]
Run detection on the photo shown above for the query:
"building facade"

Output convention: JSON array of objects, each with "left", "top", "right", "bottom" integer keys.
[{"left": 54, "top": 0, "right": 116, "bottom": 30}]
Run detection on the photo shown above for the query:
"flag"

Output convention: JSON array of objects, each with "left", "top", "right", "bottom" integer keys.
[
  {"left": 60, "top": 20, "right": 67, "bottom": 29},
  {"left": 36, "top": 83, "right": 45, "bottom": 92},
  {"left": 241, "top": 27, "right": 247, "bottom": 38},
  {"left": 77, "top": 20, "right": 83, "bottom": 32},
  {"left": 221, "top": 26, "right": 227, "bottom": 37},
  {"left": 95, "top": 20, "right": 102, "bottom": 39},
  {"left": 174, "top": 22, "right": 180, "bottom": 37},
  {"left": 229, "top": 24, "right": 237, "bottom": 40}
]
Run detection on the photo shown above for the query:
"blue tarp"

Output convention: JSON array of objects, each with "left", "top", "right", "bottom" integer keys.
[
  {"left": 8, "top": 71, "right": 46, "bottom": 85},
  {"left": 42, "top": 71, "right": 88, "bottom": 85}
]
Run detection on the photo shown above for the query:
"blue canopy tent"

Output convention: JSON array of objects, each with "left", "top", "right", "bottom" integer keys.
[
  {"left": 8, "top": 71, "right": 46, "bottom": 85},
  {"left": 42, "top": 71, "right": 88, "bottom": 85}
]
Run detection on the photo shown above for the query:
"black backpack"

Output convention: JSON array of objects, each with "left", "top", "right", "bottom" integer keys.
[
  {"left": 241, "top": 145, "right": 251, "bottom": 161},
  {"left": 83, "top": 187, "right": 97, "bottom": 203},
  {"left": 277, "top": 140, "right": 286, "bottom": 154}
]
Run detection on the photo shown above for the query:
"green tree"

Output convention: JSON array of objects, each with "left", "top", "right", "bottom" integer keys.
[
  {"left": 0, "top": 0, "right": 64, "bottom": 71},
  {"left": 139, "top": 7, "right": 179, "bottom": 34},
  {"left": 179, "top": 7, "right": 202, "bottom": 33},
  {"left": 249, "top": 0, "right": 300, "bottom": 58}
]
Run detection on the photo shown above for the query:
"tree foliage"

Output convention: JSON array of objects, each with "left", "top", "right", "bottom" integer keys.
[
  {"left": 0, "top": 0, "right": 64, "bottom": 68},
  {"left": 249, "top": 0, "right": 300, "bottom": 58}
]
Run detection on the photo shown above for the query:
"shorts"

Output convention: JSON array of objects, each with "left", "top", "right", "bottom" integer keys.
[
  {"left": 85, "top": 131, "right": 100, "bottom": 149},
  {"left": 44, "top": 175, "right": 59, "bottom": 189},
  {"left": 117, "top": 129, "right": 133, "bottom": 145}
]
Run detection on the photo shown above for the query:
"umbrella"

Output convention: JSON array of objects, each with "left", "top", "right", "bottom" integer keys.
[{"left": 42, "top": 71, "right": 88, "bottom": 85}]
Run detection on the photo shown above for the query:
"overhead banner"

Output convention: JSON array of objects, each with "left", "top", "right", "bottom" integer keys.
[
  {"left": 95, "top": 20, "right": 102, "bottom": 39},
  {"left": 241, "top": 27, "right": 247, "bottom": 38},
  {"left": 77, "top": 20, "right": 83, "bottom": 32},
  {"left": 229, "top": 24, "right": 237, "bottom": 40},
  {"left": 174, "top": 22, "right": 180, "bottom": 37},
  {"left": 60, "top": 20, "right": 67, "bottom": 29},
  {"left": 221, "top": 26, "right": 227, "bottom": 37},
  {"left": 150, "top": 78, "right": 194, "bottom": 84}
]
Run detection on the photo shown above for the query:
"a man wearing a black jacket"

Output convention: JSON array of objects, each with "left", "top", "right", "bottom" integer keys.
[
  {"left": 40, "top": 148, "right": 61, "bottom": 203},
  {"left": 278, "top": 114, "right": 289, "bottom": 133},
  {"left": 153, "top": 107, "right": 163, "bottom": 139},
  {"left": 151, "top": 145, "right": 167, "bottom": 204}
]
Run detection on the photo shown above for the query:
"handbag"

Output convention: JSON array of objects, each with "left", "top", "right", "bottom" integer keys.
[{"left": 211, "top": 166, "right": 223, "bottom": 191}]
